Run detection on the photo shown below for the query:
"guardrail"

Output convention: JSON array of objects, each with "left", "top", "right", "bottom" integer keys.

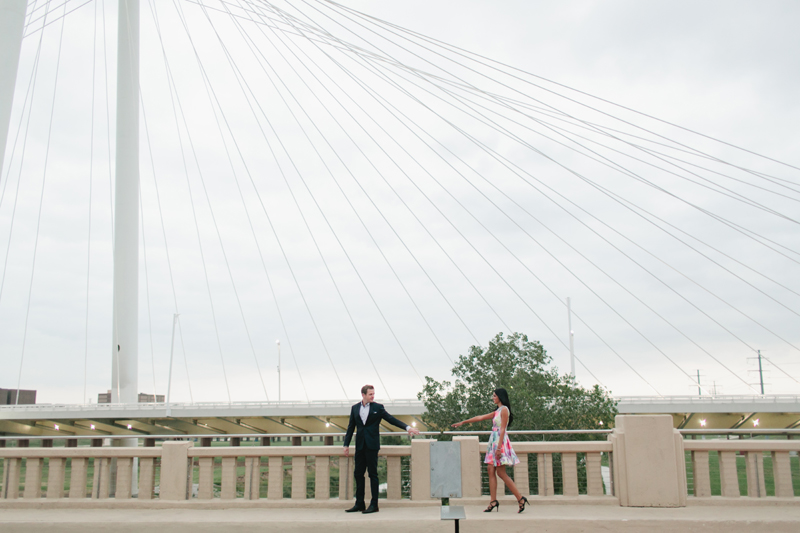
[{"left": 2, "top": 419, "right": 800, "bottom": 506}]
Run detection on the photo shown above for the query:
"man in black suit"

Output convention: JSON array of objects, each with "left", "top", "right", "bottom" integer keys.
[{"left": 343, "top": 384, "right": 420, "bottom": 514}]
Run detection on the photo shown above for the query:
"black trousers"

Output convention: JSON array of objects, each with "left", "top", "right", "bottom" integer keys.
[{"left": 353, "top": 447, "right": 379, "bottom": 506}]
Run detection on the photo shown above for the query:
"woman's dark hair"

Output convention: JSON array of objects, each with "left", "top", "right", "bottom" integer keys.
[{"left": 494, "top": 388, "right": 514, "bottom": 428}]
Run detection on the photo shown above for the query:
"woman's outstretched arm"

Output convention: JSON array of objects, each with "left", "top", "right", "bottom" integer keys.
[{"left": 452, "top": 412, "right": 494, "bottom": 427}]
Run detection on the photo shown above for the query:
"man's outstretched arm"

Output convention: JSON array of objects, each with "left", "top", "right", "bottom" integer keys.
[{"left": 382, "top": 410, "right": 420, "bottom": 436}]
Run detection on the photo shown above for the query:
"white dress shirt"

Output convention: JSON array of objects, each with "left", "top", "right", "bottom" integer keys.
[{"left": 360, "top": 402, "right": 371, "bottom": 425}]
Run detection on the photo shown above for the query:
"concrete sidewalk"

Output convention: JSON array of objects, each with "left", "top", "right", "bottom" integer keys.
[{"left": 2, "top": 504, "right": 800, "bottom": 532}]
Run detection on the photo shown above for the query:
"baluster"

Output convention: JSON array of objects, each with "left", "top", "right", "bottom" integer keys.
[
  {"left": 315, "top": 456, "right": 330, "bottom": 500},
  {"left": 718, "top": 451, "right": 739, "bottom": 497},
  {"left": 586, "top": 452, "right": 603, "bottom": 496},
  {"left": 691, "top": 451, "right": 711, "bottom": 497},
  {"left": 23, "top": 457, "right": 42, "bottom": 498},
  {"left": 537, "top": 453, "right": 554, "bottom": 496},
  {"left": 46, "top": 458, "right": 66, "bottom": 498},
  {"left": 267, "top": 456, "right": 283, "bottom": 499},
  {"left": 745, "top": 451, "right": 766, "bottom": 498},
  {"left": 138, "top": 457, "right": 155, "bottom": 500},
  {"left": 339, "top": 456, "right": 353, "bottom": 500},
  {"left": 220, "top": 457, "right": 236, "bottom": 499},
  {"left": 198, "top": 458, "right": 213, "bottom": 499},
  {"left": 69, "top": 458, "right": 88, "bottom": 498},
  {"left": 562, "top": 452, "right": 578, "bottom": 496},
  {"left": 291, "top": 456, "right": 307, "bottom": 499},
  {"left": 513, "top": 454, "right": 529, "bottom": 496},
  {"left": 386, "top": 456, "right": 401, "bottom": 500},
  {"left": 2, "top": 458, "right": 20, "bottom": 499},
  {"left": 244, "top": 457, "right": 260, "bottom": 500},
  {"left": 116, "top": 458, "right": 133, "bottom": 499},
  {"left": 92, "top": 458, "right": 111, "bottom": 499},
  {"left": 772, "top": 451, "right": 793, "bottom": 498}
]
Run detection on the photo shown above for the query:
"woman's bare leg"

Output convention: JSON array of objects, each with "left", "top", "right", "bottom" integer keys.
[
  {"left": 487, "top": 465, "right": 497, "bottom": 501},
  {"left": 496, "top": 467, "right": 522, "bottom": 501}
]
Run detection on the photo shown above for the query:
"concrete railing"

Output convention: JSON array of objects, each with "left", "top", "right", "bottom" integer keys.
[
  {"left": 1, "top": 416, "right": 799, "bottom": 507},
  {"left": 685, "top": 439, "right": 800, "bottom": 499}
]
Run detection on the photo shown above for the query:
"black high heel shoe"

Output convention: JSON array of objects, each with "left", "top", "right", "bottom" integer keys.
[
  {"left": 484, "top": 499, "right": 499, "bottom": 512},
  {"left": 518, "top": 496, "right": 529, "bottom": 513}
]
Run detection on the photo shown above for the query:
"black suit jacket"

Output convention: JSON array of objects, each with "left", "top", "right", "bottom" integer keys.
[{"left": 344, "top": 402, "right": 408, "bottom": 451}]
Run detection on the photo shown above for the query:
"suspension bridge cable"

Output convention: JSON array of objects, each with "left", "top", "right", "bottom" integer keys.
[
  {"left": 314, "top": 1, "right": 800, "bottom": 254},
  {"left": 156, "top": 4, "right": 275, "bottom": 403},
  {"left": 331, "top": 0, "right": 800, "bottom": 182},
  {"left": 149, "top": 0, "right": 235, "bottom": 403},
  {"left": 410, "top": 70, "right": 800, "bottom": 345},
  {"left": 176, "top": 0, "right": 353, "bottom": 400},
  {"left": 0, "top": 29, "right": 45, "bottom": 307},
  {"left": 248, "top": 0, "right": 619, "bottom": 387},
  {"left": 266, "top": 1, "right": 655, "bottom": 391},
  {"left": 143, "top": 0, "right": 203, "bottom": 402},
  {"left": 246, "top": 0, "right": 635, "bottom": 389},
  {"left": 24, "top": 0, "right": 94, "bottom": 39},
  {"left": 229, "top": 0, "right": 488, "bottom": 359},
  {"left": 138, "top": 182, "right": 157, "bottom": 400},
  {"left": 430, "top": 85, "right": 800, "bottom": 353},
  {"left": 16, "top": 2, "right": 68, "bottom": 403},
  {"left": 183, "top": 0, "right": 394, "bottom": 398},
  {"left": 161, "top": 0, "right": 346, "bottom": 403},
  {"left": 329, "top": 19, "right": 800, "bottom": 312},
  {"left": 243, "top": 1, "right": 611, "bottom": 388},
  {"left": 83, "top": 0, "right": 98, "bottom": 405}
]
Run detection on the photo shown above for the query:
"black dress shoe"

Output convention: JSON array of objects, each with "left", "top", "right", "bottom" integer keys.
[
  {"left": 362, "top": 504, "right": 379, "bottom": 514},
  {"left": 345, "top": 503, "right": 365, "bottom": 513}
]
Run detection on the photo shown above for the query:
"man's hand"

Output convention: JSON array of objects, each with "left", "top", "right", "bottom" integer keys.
[
  {"left": 343, "top": 446, "right": 350, "bottom": 457},
  {"left": 407, "top": 427, "right": 420, "bottom": 436}
]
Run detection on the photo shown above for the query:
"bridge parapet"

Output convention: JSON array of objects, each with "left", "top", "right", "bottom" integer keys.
[{"left": 2, "top": 416, "right": 800, "bottom": 507}]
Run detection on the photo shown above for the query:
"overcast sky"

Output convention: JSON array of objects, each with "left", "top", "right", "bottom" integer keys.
[{"left": 1, "top": 0, "right": 798, "bottom": 405}]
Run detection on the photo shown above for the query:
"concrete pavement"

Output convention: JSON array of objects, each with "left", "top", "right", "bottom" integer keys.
[{"left": 2, "top": 503, "right": 800, "bottom": 532}]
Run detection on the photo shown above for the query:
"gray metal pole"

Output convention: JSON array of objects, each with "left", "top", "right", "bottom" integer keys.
[
  {"left": 166, "top": 313, "right": 179, "bottom": 416},
  {"left": 697, "top": 369, "right": 701, "bottom": 396},
  {"left": 567, "top": 297, "right": 575, "bottom": 379},
  {"left": 757, "top": 350, "right": 764, "bottom": 395},
  {"left": 0, "top": 1, "right": 27, "bottom": 180},
  {"left": 277, "top": 340, "right": 281, "bottom": 402},
  {"left": 111, "top": 0, "right": 140, "bottom": 407}
]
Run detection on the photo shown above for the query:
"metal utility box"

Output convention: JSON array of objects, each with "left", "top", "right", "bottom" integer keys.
[{"left": 430, "top": 441, "right": 462, "bottom": 498}]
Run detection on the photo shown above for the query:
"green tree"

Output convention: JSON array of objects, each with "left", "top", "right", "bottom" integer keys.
[{"left": 418, "top": 332, "right": 617, "bottom": 441}]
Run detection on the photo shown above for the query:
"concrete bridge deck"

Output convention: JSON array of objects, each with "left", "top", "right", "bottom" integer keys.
[{"left": 2, "top": 503, "right": 800, "bottom": 532}]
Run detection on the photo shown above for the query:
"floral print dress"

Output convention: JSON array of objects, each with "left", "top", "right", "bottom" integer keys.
[{"left": 484, "top": 406, "right": 519, "bottom": 466}]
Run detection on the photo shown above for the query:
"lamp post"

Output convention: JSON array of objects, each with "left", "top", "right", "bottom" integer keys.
[{"left": 276, "top": 340, "right": 281, "bottom": 402}]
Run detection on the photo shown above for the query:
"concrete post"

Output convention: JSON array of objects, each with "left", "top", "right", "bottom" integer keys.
[
  {"left": 315, "top": 456, "right": 330, "bottom": 500},
  {"left": 2, "top": 458, "right": 20, "bottom": 499},
  {"left": 23, "top": 458, "right": 42, "bottom": 498},
  {"left": 454, "top": 436, "right": 481, "bottom": 498},
  {"left": 609, "top": 415, "right": 687, "bottom": 507},
  {"left": 745, "top": 451, "right": 766, "bottom": 498},
  {"left": 160, "top": 441, "right": 192, "bottom": 500},
  {"left": 718, "top": 451, "right": 740, "bottom": 497},
  {"left": 410, "top": 438, "right": 436, "bottom": 501},
  {"left": 691, "top": 451, "right": 711, "bottom": 497}
]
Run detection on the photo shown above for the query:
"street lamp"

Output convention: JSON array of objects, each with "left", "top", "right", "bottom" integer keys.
[{"left": 276, "top": 340, "right": 281, "bottom": 402}]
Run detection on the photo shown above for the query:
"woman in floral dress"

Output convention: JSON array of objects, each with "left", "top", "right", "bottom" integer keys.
[{"left": 452, "top": 388, "right": 529, "bottom": 513}]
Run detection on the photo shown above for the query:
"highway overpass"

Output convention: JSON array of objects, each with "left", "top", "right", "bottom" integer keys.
[{"left": 2, "top": 395, "right": 800, "bottom": 437}]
